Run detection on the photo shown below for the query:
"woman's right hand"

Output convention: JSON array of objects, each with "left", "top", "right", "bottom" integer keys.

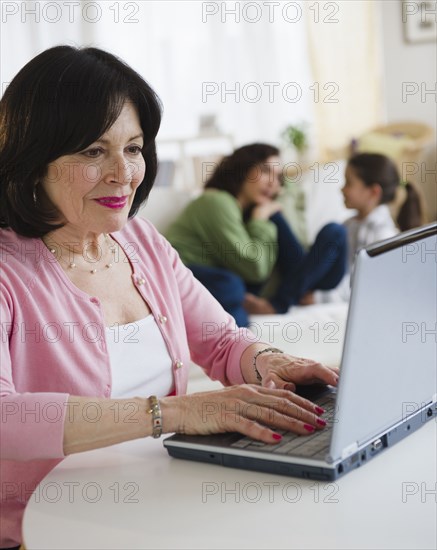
[
  {"left": 251, "top": 201, "right": 282, "bottom": 220},
  {"left": 160, "top": 385, "right": 327, "bottom": 444}
]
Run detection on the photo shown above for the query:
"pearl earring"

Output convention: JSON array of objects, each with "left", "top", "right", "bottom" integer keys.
[{"left": 33, "top": 183, "right": 38, "bottom": 205}]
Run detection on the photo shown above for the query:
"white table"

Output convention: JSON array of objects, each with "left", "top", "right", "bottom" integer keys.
[{"left": 23, "top": 421, "right": 436, "bottom": 550}]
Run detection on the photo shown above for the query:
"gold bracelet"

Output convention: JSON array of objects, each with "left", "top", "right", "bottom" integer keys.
[
  {"left": 147, "top": 395, "right": 162, "bottom": 438},
  {"left": 253, "top": 347, "right": 284, "bottom": 382}
]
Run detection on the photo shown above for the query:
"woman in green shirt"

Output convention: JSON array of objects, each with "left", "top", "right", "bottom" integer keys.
[{"left": 166, "top": 144, "right": 346, "bottom": 326}]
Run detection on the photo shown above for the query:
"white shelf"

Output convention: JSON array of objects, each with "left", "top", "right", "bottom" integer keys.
[{"left": 156, "top": 133, "right": 235, "bottom": 190}]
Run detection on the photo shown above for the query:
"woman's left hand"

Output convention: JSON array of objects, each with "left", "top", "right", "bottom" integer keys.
[{"left": 255, "top": 352, "right": 339, "bottom": 391}]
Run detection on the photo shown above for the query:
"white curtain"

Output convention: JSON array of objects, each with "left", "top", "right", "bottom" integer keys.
[
  {"left": 1, "top": 1, "right": 382, "bottom": 164},
  {"left": 0, "top": 1, "right": 92, "bottom": 84},
  {"left": 86, "top": 1, "right": 317, "bottom": 148},
  {"left": 1, "top": 1, "right": 316, "bottom": 146},
  {"left": 305, "top": 0, "right": 384, "bottom": 160}
]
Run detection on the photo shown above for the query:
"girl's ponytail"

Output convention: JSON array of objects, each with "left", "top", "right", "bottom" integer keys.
[{"left": 396, "top": 182, "right": 427, "bottom": 232}]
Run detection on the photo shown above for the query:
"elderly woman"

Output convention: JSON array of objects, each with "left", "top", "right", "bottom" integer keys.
[{"left": 0, "top": 46, "right": 338, "bottom": 550}]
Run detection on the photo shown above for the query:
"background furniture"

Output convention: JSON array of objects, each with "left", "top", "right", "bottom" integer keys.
[
  {"left": 156, "top": 133, "right": 235, "bottom": 190},
  {"left": 356, "top": 121, "right": 434, "bottom": 166}
]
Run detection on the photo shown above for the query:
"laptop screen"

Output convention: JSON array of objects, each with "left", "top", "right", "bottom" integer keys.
[{"left": 329, "top": 223, "right": 437, "bottom": 461}]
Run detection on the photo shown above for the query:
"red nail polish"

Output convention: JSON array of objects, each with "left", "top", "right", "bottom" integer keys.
[
  {"left": 315, "top": 406, "right": 325, "bottom": 415},
  {"left": 272, "top": 433, "right": 282, "bottom": 441},
  {"left": 304, "top": 424, "right": 315, "bottom": 432},
  {"left": 316, "top": 418, "right": 327, "bottom": 427}
]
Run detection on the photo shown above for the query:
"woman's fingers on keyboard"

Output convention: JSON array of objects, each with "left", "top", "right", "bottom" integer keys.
[
  {"left": 231, "top": 400, "right": 327, "bottom": 437},
  {"left": 255, "top": 386, "right": 327, "bottom": 417}
]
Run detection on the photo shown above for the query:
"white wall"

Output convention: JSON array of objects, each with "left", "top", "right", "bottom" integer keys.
[
  {"left": 379, "top": 1, "right": 436, "bottom": 221},
  {"left": 380, "top": 0, "right": 437, "bottom": 131}
]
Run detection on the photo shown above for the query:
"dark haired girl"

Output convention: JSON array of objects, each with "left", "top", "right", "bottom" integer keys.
[{"left": 316, "top": 152, "right": 426, "bottom": 303}]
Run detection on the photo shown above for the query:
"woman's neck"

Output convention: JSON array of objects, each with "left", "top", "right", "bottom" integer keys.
[{"left": 41, "top": 228, "right": 110, "bottom": 262}]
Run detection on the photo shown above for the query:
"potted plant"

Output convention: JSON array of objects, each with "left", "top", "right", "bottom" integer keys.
[
  {"left": 281, "top": 123, "right": 309, "bottom": 162},
  {"left": 282, "top": 123, "right": 308, "bottom": 154},
  {"left": 280, "top": 123, "right": 309, "bottom": 219}
]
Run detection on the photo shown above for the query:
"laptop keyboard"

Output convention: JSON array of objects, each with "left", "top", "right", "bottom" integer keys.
[{"left": 230, "top": 395, "right": 336, "bottom": 460}]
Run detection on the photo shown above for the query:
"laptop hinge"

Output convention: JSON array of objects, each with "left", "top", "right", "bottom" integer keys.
[{"left": 340, "top": 442, "right": 358, "bottom": 460}]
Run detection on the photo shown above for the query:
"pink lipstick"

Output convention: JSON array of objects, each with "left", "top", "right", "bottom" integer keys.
[{"left": 94, "top": 196, "right": 128, "bottom": 209}]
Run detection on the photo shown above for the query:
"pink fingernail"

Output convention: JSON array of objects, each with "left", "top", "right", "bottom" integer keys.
[
  {"left": 315, "top": 406, "right": 325, "bottom": 415},
  {"left": 272, "top": 433, "right": 282, "bottom": 441},
  {"left": 316, "top": 418, "right": 327, "bottom": 427},
  {"left": 304, "top": 424, "right": 315, "bottom": 432}
]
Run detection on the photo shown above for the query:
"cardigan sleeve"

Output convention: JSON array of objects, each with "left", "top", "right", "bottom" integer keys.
[
  {"left": 0, "top": 284, "right": 68, "bottom": 460},
  {"left": 153, "top": 230, "right": 256, "bottom": 386}
]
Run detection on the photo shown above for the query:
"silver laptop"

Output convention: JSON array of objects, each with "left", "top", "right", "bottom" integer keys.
[{"left": 164, "top": 223, "right": 437, "bottom": 480}]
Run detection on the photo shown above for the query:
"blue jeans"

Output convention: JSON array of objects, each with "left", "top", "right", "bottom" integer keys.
[
  {"left": 188, "top": 264, "right": 249, "bottom": 327},
  {"left": 188, "top": 214, "right": 347, "bottom": 325},
  {"left": 266, "top": 213, "right": 347, "bottom": 313}
]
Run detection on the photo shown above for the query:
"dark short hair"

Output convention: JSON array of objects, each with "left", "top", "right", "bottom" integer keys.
[
  {"left": 205, "top": 143, "right": 280, "bottom": 197},
  {"left": 0, "top": 45, "right": 162, "bottom": 237}
]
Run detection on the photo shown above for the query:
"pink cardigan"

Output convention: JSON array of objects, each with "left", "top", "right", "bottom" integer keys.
[{"left": 0, "top": 217, "right": 254, "bottom": 547}]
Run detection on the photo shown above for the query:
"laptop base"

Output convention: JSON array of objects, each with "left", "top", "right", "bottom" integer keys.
[{"left": 164, "top": 402, "right": 436, "bottom": 481}]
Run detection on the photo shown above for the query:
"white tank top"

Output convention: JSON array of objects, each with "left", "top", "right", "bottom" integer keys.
[{"left": 105, "top": 315, "right": 174, "bottom": 398}]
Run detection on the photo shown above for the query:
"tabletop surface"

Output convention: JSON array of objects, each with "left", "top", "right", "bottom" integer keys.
[{"left": 23, "top": 421, "right": 437, "bottom": 550}]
